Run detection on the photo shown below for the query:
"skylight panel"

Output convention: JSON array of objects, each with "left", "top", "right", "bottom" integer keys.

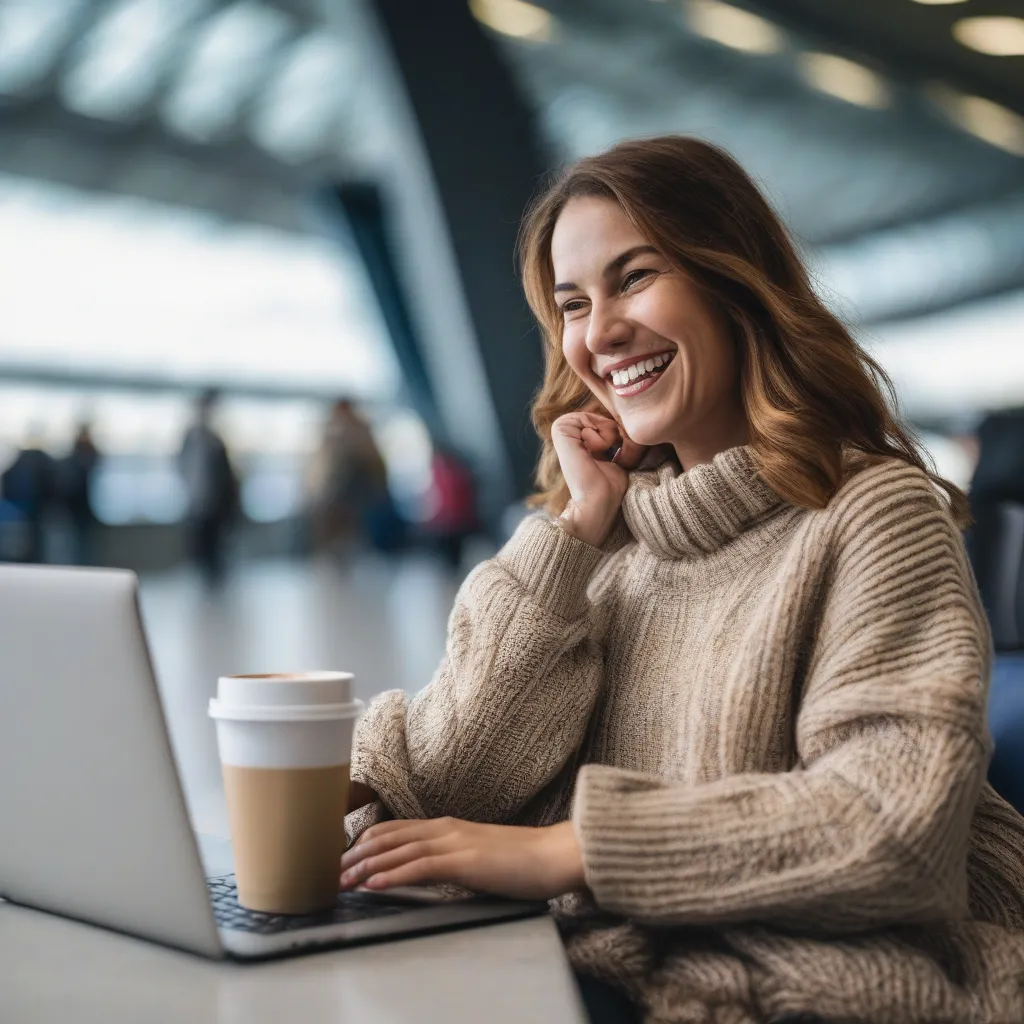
[
  {"left": 0, "top": 0, "right": 85, "bottom": 94},
  {"left": 250, "top": 30, "right": 351, "bottom": 161},
  {"left": 162, "top": 1, "right": 291, "bottom": 142},
  {"left": 61, "top": 0, "right": 209, "bottom": 119}
]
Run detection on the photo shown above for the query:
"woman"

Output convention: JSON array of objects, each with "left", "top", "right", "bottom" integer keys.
[{"left": 340, "top": 137, "right": 1024, "bottom": 1023}]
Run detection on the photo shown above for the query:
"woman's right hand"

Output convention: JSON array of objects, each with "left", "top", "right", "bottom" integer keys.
[{"left": 550, "top": 410, "right": 646, "bottom": 548}]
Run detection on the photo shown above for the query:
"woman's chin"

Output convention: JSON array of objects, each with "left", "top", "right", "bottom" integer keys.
[{"left": 618, "top": 416, "right": 673, "bottom": 450}]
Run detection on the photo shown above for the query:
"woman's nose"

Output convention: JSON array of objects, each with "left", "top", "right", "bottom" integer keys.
[{"left": 586, "top": 305, "right": 631, "bottom": 354}]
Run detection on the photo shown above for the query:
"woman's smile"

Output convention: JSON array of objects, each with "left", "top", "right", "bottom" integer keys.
[{"left": 604, "top": 351, "right": 676, "bottom": 398}]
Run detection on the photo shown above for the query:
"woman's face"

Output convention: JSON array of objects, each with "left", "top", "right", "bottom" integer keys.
[{"left": 550, "top": 196, "right": 746, "bottom": 457}]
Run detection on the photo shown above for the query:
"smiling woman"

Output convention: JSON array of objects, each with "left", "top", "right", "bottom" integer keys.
[
  {"left": 519, "top": 136, "right": 968, "bottom": 525},
  {"left": 345, "top": 136, "right": 1024, "bottom": 1024}
]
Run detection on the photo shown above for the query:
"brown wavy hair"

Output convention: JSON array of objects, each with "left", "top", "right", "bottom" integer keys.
[{"left": 517, "top": 135, "right": 969, "bottom": 526}]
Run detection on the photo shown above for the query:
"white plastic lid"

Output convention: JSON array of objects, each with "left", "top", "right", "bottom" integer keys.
[{"left": 215, "top": 671, "right": 353, "bottom": 709}]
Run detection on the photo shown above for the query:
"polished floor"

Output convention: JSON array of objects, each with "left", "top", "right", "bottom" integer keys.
[{"left": 137, "top": 551, "right": 482, "bottom": 836}]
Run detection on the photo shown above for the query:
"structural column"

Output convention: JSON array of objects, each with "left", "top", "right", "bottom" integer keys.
[{"left": 343, "top": 0, "right": 550, "bottom": 524}]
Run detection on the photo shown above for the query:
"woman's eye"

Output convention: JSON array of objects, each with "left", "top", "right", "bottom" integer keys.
[
  {"left": 622, "top": 269, "right": 653, "bottom": 290},
  {"left": 561, "top": 299, "right": 586, "bottom": 315}
]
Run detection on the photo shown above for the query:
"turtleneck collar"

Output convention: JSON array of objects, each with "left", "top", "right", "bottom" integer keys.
[{"left": 621, "top": 445, "right": 786, "bottom": 560}]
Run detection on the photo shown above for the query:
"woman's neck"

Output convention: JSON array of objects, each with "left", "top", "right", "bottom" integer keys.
[{"left": 670, "top": 407, "right": 750, "bottom": 472}]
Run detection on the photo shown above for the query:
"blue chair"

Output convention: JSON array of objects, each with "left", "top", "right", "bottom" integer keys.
[
  {"left": 972, "top": 497, "right": 1024, "bottom": 814},
  {"left": 988, "top": 654, "right": 1024, "bottom": 814}
]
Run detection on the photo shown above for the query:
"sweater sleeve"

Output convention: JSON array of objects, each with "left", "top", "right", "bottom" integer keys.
[
  {"left": 572, "top": 465, "right": 993, "bottom": 930},
  {"left": 349, "top": 513, "right": 611, "bottom": 823}
]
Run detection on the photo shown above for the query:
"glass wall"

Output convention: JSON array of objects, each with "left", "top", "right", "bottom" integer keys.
[{"left": 0, "top": 175, "right": 438, "bottom": 562}]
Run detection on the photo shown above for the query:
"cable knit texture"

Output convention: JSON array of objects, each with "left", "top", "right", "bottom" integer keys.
[{"left": 348, "top": 447, "right": 1024, "bottom": 1023}]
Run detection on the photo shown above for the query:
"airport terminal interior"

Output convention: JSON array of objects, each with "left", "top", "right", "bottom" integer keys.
[{"left": 2, "top": 0, "right": 1024, "bottom": 1019}]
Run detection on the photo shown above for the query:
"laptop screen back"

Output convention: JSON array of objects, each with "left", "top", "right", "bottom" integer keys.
[{"left": 0, "top": 565, "right": 220, "bottom": 957}]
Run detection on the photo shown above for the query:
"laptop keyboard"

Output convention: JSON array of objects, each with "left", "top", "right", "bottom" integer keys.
[{"left": 207, "top": 875, "right": 413, "bottom": 935}]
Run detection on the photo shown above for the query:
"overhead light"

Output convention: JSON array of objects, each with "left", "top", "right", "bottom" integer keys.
[
  {"left": 469, "top": 0, "right": 554, "bottom": 43},
  {"left": 953, "top": 16, "right": 1024, "bottom": 57},
  {"left": 797, "top": 52, "right": 891, "bottom": 109},
  {"left": 928, "top": 84, "right": 1024, "bottom": 156},
  {"left": 909, "top": 0, "right": 970, "bottom": 6},
  {"left": 684, "top": 0, "right": 784, "bottom": 54}
]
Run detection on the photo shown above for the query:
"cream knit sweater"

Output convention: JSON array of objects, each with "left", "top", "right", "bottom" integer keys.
[{"left": 349, "top": 447, "right": 1024, "bottom": 1023}]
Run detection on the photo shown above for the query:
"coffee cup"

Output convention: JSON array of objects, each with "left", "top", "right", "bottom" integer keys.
[{"left": 208, "top": 672, "right": 363, "bottom": 914}]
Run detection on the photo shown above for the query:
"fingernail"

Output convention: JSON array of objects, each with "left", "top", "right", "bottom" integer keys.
[{"left": 364, "top": 875, "right": 384, "bottom": 889}]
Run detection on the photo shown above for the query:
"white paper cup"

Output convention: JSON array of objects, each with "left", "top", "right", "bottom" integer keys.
[{"left": 208, "top": 672, "right": 364, "bottom": 914}]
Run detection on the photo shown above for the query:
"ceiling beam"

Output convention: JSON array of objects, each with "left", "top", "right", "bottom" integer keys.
[
  {"left": 810, "top": 178, "right": 1024, "bottom": 249},
  {"left": 859, "top": 275, "right": 1024, "bottom": 327},
  {"left": 0, "top": 364, "right": 352, "bottom": 402},
  {"left": 0, "top": 99, "right": 322, "bottom": 233}
]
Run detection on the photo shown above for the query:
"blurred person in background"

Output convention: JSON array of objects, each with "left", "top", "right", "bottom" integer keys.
[
  {"left": 0, "top": 427, "right": 56, "bottom": 563},
  {"left": 421, "top": 442, "right": 479, "bottom": 571},
  {"left": 178, "top": 389, "right": 238, "bottom": 585},
  {"left": 307, "top": 398, "right": 400, "bottom": 557},
  {"left": 341, "top": 137, "right": 1024, "bottom": 1024},
  {"left": 54, "top": 421, "right": 101, "bottom": 566}
]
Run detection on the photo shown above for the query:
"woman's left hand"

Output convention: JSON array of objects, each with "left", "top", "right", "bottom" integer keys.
[{"left": 340, "top": 818, "right": 585, "bottom": 901}]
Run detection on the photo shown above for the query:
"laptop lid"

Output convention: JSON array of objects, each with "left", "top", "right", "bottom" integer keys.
[{"left": 0, "top": 564, "right": 221, "bottom": 958}]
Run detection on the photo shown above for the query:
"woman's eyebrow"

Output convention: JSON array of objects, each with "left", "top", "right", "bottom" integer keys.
[{"left": 554, "top": 245, "right": 659, "bottom": 293}]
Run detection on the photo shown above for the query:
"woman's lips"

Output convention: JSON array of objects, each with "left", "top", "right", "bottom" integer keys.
[{"left": 609, "top": 354, "right": 674, "bottom": 398}]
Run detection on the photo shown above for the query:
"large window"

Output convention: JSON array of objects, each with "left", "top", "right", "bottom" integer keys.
[
  {"left": 0, "top": 176, "right": 434, "bottom": 527},
  {"left": 0, "top": 174, "right": 398, "bottom": 397}
]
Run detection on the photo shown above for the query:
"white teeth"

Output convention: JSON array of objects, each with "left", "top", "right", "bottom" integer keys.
[{"left": 608, "top": 353, "right": 672, "bottom": 387}]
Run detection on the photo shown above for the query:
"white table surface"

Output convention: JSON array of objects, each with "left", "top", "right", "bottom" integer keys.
[{"left": 0, "top": 900, "right": 587, "bottom": 1024}]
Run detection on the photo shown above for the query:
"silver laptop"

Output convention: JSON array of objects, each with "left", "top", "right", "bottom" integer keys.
[{"left": 0, "top": 564, "right": 546, "bottom": 959}]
